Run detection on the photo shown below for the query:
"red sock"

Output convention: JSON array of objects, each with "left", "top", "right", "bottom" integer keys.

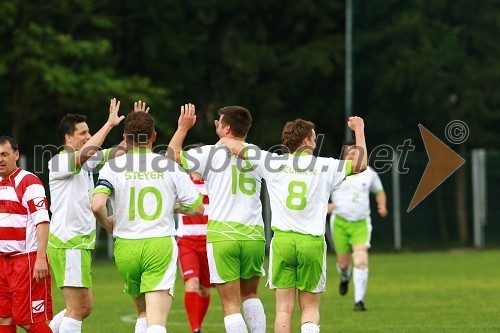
[
  {"left": 0, "top": 325, "right": 16, "bottom": 333},
  {"left": 185, "top": 292, "right": 202, "bottom": 331},
  {"left": 199, "top": 294, "right": 211, "bottom": 324},
  {"left": 28, "top": 322, "right": 53, "bottom": 333}
]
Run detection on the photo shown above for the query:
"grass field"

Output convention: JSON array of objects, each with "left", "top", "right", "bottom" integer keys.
[{"left": 45, "top": 250, "right": 500, "bottom": 333}]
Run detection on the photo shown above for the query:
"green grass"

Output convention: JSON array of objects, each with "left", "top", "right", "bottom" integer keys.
[{"left": 46, "top": 250, "right": 500, "bottom": 333}]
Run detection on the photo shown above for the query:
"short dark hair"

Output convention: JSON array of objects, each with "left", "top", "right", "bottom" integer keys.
[
  {"left": 281, "top": 119, "right": 315, "bottom": 153},
  {"left": 218, "top": 106, "right": 252, "bottom": 138},
  {"left": 0, "top": 136, "right": 19, "bottom": 152},
  {"left": 124, "top": 112, "right": 155, "bottom": 144},
  {"left": 341, "top": 139, "right": 356, "bottom": 159},
  {"left": 59, "top": 114, "right": 87, "bottom": 144}
]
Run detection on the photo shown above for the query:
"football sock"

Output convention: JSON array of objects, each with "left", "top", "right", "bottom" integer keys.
[{"left": 242, "top": 298, "right": 266, "bottom": 333}]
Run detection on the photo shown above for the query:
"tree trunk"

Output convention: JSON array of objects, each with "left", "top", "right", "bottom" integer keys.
[{"left": 456, "top": 144, "right": 468, "bottom": 245}]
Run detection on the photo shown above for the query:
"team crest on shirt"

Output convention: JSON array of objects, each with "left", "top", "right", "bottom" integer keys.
[
  {"left": 33, "top": 197, "right": 47, "bottom": 210},
  {"left": 32, "top": 300, "right": 45, "bottom": 313}
]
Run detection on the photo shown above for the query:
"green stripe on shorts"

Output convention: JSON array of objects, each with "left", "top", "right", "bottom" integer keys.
[{"left": 47, "top": 248, "right": 92, "bottom": 288}]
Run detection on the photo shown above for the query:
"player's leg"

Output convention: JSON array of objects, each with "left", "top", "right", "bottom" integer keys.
[
  {"left": 206, "top": 242, "right": 247, "bottom": 333},
  {"left": 0, "top": 256, "right": 16, "bottom": 333},
  {"left": 48, "top": 248, "right": 92, "bottom": 332},
  {"left": 197, "top": 238, "right": 212, "bottom": 332},
  {"left": 179, "top": 238, "right": 204, "bottom": 333},
  {"left": 114, "top": 239, "right": 148, "bottom": 329},
  {"left": 331, "top": 215, "right": 352, "bottom": 295},
  {"left": 144, "top": 290, "right": 172, "bottom": 332},
  {"left": 133, "top": 295, "right": 147, "bottom": 333},
  {"left": 240, "top": 241, "right": 266, "bottom": 333},
  {"left": 274, "top": 288, "right": 296, "bottom": 333},
  {"left": 0, "top": 318, "right": 16, "bottom": 333},
  {"left": 351, "top": 217, "right": 372, "bottom": 311},
  {"left": 10, "top": 253, "right": 53, "bottom": 333},
  {"left": 298, "top": 291, "right": 321, "bottom": 333},
  {"left": 139, "top": 237, "right": 177, "bottom": 332},
  {"left": 296, "top": 232, "right": 326, "bottom": 333},
  {"left": 269, "top": 232, "right": 302, "bottom": 333}
]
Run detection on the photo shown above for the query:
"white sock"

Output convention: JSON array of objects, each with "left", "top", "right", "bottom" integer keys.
[
  {"left": 146, "top": 325, "right": 166, "bottom": 333},
  {"left": 135, "top": 317, "right": 147, "bottom": 333},
  {"left": 224, "top": 313, "right": 248, "bottom": 333},
  {"left": 60, "top": 316, "right": 82, "bottom": 333},
  {"left": 301, "top": 322, "right": 320, "bottom": 333},
  {"left": 353, "top": 267, "right": 369, "bottom": 303},
  {"left": 243, "top": 298, "right": 266, "bottom": 333},
  {"left": 49, "top": 308, "right": 67, "bottom": 333},
  {"left": 337, "top": 263, "right": 351, "bottom": 281}
]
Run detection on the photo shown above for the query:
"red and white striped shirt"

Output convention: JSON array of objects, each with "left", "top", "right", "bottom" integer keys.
[
  {"left": 0, "top": 168, "right": 50, "bottom": 255},
  {"left": 177, "top": 179, "right": 209, "bottom": 237}
]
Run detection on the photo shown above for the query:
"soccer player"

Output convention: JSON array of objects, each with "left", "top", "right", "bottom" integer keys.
[
  {"left": 177, "top": 170, "right": 211, "bottom": 333},
  {"left": 328, "top": 140, "right": 388, "bottom": 311},
  {"left": 91, "top": 111, "right": 204, "bottom": 333},
  {"left": 169, "top": 104, "right": 267, "bottom": 333},
  {"left": 0, "top": 136, "right": 53, "bottom": 333},
  {"left": 47, "top": 98, "right": 127, "bottom": 333},
  {"left": 218, "top": 117, "right": 367, "bottom": 333}
]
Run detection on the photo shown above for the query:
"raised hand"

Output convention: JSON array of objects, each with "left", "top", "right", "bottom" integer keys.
[
  {"left": 108, "top": 98, "right": 125, "bottom": 127},
  {"left": 348, "top": 116, "right": 364, "bottom": 132},
  {"left": 178, "top": 103, "right": 197, "bottom": 131},
  {"left": 134, "top": 100, "right": 150, "bottom": 113}
]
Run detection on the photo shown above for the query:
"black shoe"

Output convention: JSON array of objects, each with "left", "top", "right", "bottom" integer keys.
[
  {"left": 354, "top": 301, "right": 367, "bottom": 311},
  {"left": 339, "top": 278, "right": 349, "bottom": 296},
  {"left": 193, "top": 330, "right": 202, "bottom": 333}
]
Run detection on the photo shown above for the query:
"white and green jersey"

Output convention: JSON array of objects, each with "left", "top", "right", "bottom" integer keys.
[
  {"left": 331, "top": 167, "right": 384, "bottom": 221},
  {"left": 180, "top": 144, "right": 265, "bottom": 243},
  {"left": 251, "top": 151, "right": 350, "bottom": 236},
  {"left": 48, "top": 149, "right": 111, "bottom": 249},
  {"left": 94, "top": 150, "right": 203, "bottom": 239}
]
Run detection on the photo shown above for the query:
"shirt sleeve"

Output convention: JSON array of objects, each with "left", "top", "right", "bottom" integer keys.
[
  {"left": 243, "top": 146, "right": 280, "bottom": 180},
  {"left": 85, "top": 148, "right": 112, "bottom": 173},
  {"left": 174, "top": 169, "right": 204, "bottom": 211},
  {"left": 93, "top": 164, "right": 115, "bottom": 196},
  {"left": 21, "top": 174, "right": 50, "bottom": 225},
  {"left": 329, "top": 158, "right": 351, "bottom": 191},
  {"left": 369, "top": 168, "right": 384, "bottom": 194},
  {"left": 48, "top": 152, "right": 79, "bottom": 180},
  {"left": 180, "top": 145, "right": 212, "bottom": 175}
]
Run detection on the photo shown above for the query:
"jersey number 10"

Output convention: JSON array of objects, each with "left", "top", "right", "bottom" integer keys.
[{"left": 129, "top": 186, "right": 163, "bottom": 221}]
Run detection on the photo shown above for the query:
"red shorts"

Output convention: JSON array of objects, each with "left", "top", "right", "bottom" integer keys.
[
  {"left": 177, "top": 236, "right": 212, "bottom": 288},
  {"left": 0, "top": 252, "right": 53, "bottom": 324}
]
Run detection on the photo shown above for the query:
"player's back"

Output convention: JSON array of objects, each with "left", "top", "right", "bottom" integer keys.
[
  {"left": 260, "top": 153, "right": 348, "bottom": 236},
  {"left": 181, "top": 145, "right": 265, "bottom": 242},
  {"left": 98, "top": 151, "right": 196, "bottom": 239}
]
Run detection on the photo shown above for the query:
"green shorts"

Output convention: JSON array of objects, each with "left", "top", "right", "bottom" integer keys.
[
  {"left": 268, "top": 230, "right": 326, "bottom": 293},
  {"left": 206, "top": 240, "right": 265, "bottom": 284},
  {"left": 331, "top": 215, "right": 372, "bottom": 254},
  {"left": 47, "top": 248, "right": 92, "bottom": 288},
  {"left": 114, "top": 236, "right": 177, "bottom": 298}
]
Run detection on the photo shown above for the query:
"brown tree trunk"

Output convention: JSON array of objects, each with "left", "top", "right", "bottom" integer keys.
[{"left": 456, "top": 144, "right": 468, "bottom": 245}]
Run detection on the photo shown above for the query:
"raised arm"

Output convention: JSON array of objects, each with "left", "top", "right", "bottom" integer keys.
[
  {"left": 76, "top": 98, "right": 124, "bottom": 168},
  {"left": 167, "top": 103, "right": 197, "bottom": 163},
  {"left": 347, "top": 116, "right": 368, "bottom": 174},
  {"left": 108, "top": 100, "right": 150, "bottom": 160}
]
